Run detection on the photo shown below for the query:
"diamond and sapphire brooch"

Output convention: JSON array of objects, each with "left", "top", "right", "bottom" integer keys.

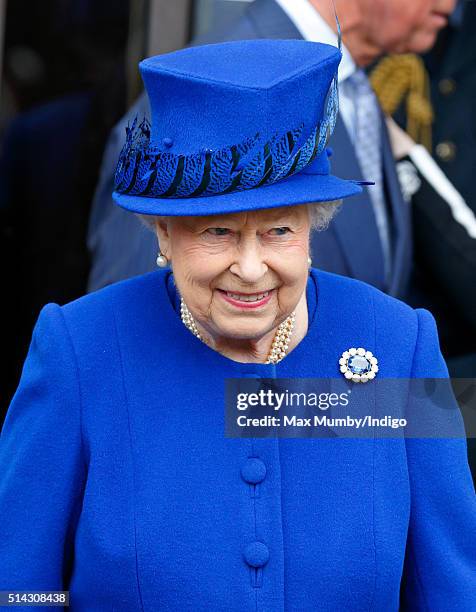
[{"left": 339, "top": 348, "right": 379, "bottom": 383}]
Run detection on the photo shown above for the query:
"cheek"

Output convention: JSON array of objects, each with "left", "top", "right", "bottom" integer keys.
[
  {"left": 171, "top": 233, "right": 229, "bottom": 275},
  {"left": 170, "top": 237, "right": 230, "bottom": 308},
  {"left": 266, "top": 235, "right": 308, "bottom": 275},
  {"left": 269, "top": 240, "right": 309, "bottom": 306},
  {"left": 368, "top": 0, "right": 433, "bottom": 49}
]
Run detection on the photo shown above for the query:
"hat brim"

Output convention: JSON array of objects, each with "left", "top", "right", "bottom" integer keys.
[{"left": 112, "top": 171, "right": 362, "bottom": 217}]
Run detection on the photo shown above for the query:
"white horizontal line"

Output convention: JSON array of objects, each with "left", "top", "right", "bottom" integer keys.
[{"left": 410, "top": 145, "right": 476, "bottom": 239}]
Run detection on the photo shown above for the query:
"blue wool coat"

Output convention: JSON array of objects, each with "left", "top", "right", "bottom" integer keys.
[{"left": 1, "top": 269, "right": 475, "bottom": 611}]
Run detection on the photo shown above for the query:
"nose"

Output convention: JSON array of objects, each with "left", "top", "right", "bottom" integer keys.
[
  {"left": 436, "top": 0, "right": 456, "bottom": 14},
  {"left": 229, "top": 239, "right": 268, "bottom": 284}
]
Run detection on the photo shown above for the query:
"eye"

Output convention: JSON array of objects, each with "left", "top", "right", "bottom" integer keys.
[
  {"left": 269, "top": 227, "right": 291, "bottom": 235},
  {"left": 206, "top": 228, "right": 231, "bottom": 236}
]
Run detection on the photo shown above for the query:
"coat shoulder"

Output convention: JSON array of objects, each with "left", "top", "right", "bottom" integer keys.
[
  {"left": 314, "top": 270, "right": 440, "bottom": 376},
  {"left": 60, "top": 270, "right": 166, "bottom": 338},
  {"left": 314, "top": 268, "right": 417, "bottom": 323}
]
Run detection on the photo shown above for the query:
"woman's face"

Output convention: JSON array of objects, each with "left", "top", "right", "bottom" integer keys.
[{"left": 155, "top": 205, "right": 311, "bottom": 342}]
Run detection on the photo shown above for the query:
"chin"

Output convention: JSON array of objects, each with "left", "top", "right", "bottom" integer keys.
[
  {"left": 407, "top": 31, "right": 440, "bottom": 54},
  {"left": 214, "top": 318, "right": 273, "bottom": 341},
  {"left": 223, "top": 326, "right": 270, "bottom": 341}
]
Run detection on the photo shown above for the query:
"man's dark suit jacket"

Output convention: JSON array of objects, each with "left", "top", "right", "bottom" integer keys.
[
  {"left": 408, "top": 0, "right": 476, "bottom": 370},
  {"left": 87, "top": 0, "right": 411, "bottom": 299}
]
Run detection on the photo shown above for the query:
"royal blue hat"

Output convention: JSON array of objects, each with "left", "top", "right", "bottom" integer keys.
[{"left": 112, "top": 39, "right": 363, "bottom": 216}]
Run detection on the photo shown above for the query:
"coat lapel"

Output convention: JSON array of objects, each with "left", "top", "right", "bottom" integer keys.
[
  {"left": 327, "top": 117, "right": 387, "bottom": 290},
  {"left": 380, "top": 113, "right": 412, "bottom": 298}
]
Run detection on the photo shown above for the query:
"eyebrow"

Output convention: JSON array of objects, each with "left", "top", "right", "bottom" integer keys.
[
  {"left": 201, "top": 213, "right": 299, "bottom": 225},
  {"left": 189, "top": 208, "right": 303, "bottom": 229}
]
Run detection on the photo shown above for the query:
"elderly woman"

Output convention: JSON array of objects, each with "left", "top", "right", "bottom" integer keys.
[{"left": 1, "top": 39, "right": 475, "bottom": 611}]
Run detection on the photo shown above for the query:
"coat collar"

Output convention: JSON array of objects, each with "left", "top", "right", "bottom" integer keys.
[{"left": 159, "top": 268, "right": 376, "bottom": 379}]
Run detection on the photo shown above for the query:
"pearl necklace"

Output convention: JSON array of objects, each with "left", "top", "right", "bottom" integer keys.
[{"left": 180, "top": 298, "right": 296, "bottom": 364}]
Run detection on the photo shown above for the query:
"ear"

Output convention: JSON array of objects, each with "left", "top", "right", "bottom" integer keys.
[{"left": 154, "top": 217, "right": 171, "bottom": 258}]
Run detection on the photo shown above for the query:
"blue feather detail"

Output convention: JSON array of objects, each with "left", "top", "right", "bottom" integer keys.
[
  {"left": 115, "top": 118, "right": 151, "bottom": 193},
  {"left": 330, "top": 0, "right": 342, "bottom": 51},
  {"left": 175, "top": 155, "right": 206, "bottom": 196},
  {"left": 231, "top": 133, "right": 263, "bottom": 175},
  {"left": 204, "top": 136, "right": 257, "bottom": 195},
  {"left": 318, "top": 76, "right": 339, "bottom": 151},
  {"left": 152, "top": 153, "right": 180, "bottom": 195},
  {"left": 114, "top": 75, "right": 340, "bottom": 199}
]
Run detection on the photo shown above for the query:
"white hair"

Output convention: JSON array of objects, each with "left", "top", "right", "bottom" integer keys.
[
  {"left": 307, "top": 200, "right": 342, "bottom": 231},
  {"left": 137, "top": 200, "right": 342, "bottom": 234}
]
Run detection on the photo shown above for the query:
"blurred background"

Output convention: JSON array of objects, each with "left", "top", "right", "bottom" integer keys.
[
  {"left": 0, "top": 0, "right": 475, "bottom": 452},
  {"left": 0, "top": 0, "right": 254, "bottom": 414}
]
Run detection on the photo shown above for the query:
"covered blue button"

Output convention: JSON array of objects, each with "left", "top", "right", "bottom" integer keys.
[
  {"left": 243, "top": 541, "right": 270, "bottom": 568},
  {"left": 241, "top": 458, "right": 267, "bottom": 484}
]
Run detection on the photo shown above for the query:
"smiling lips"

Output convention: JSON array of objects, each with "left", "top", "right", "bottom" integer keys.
[{"left": 217, "top": 288, "right": 274, "bottom": 309}]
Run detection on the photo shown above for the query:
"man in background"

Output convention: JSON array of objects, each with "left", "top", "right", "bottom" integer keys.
[
  {"left": 415, "top": 0, "right": 476, "bottom": 377},
  {"left": 367, "top": 0, "right": 474, "bottom": 480},
  {"left": 87, "top": 0, "right": 454, "bottom": 296}
]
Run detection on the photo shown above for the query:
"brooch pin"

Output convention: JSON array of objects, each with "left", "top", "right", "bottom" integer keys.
[{"left": 339, "top": 348, "right": 378, "bottom": 383}]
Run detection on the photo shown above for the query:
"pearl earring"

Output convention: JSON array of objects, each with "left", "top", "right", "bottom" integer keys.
[
  {"left": 307, "top": 256, "right": 312, "bottom": 268},
  {"left": 156, "top": 251, "right": 169, "bottom": 267}
]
